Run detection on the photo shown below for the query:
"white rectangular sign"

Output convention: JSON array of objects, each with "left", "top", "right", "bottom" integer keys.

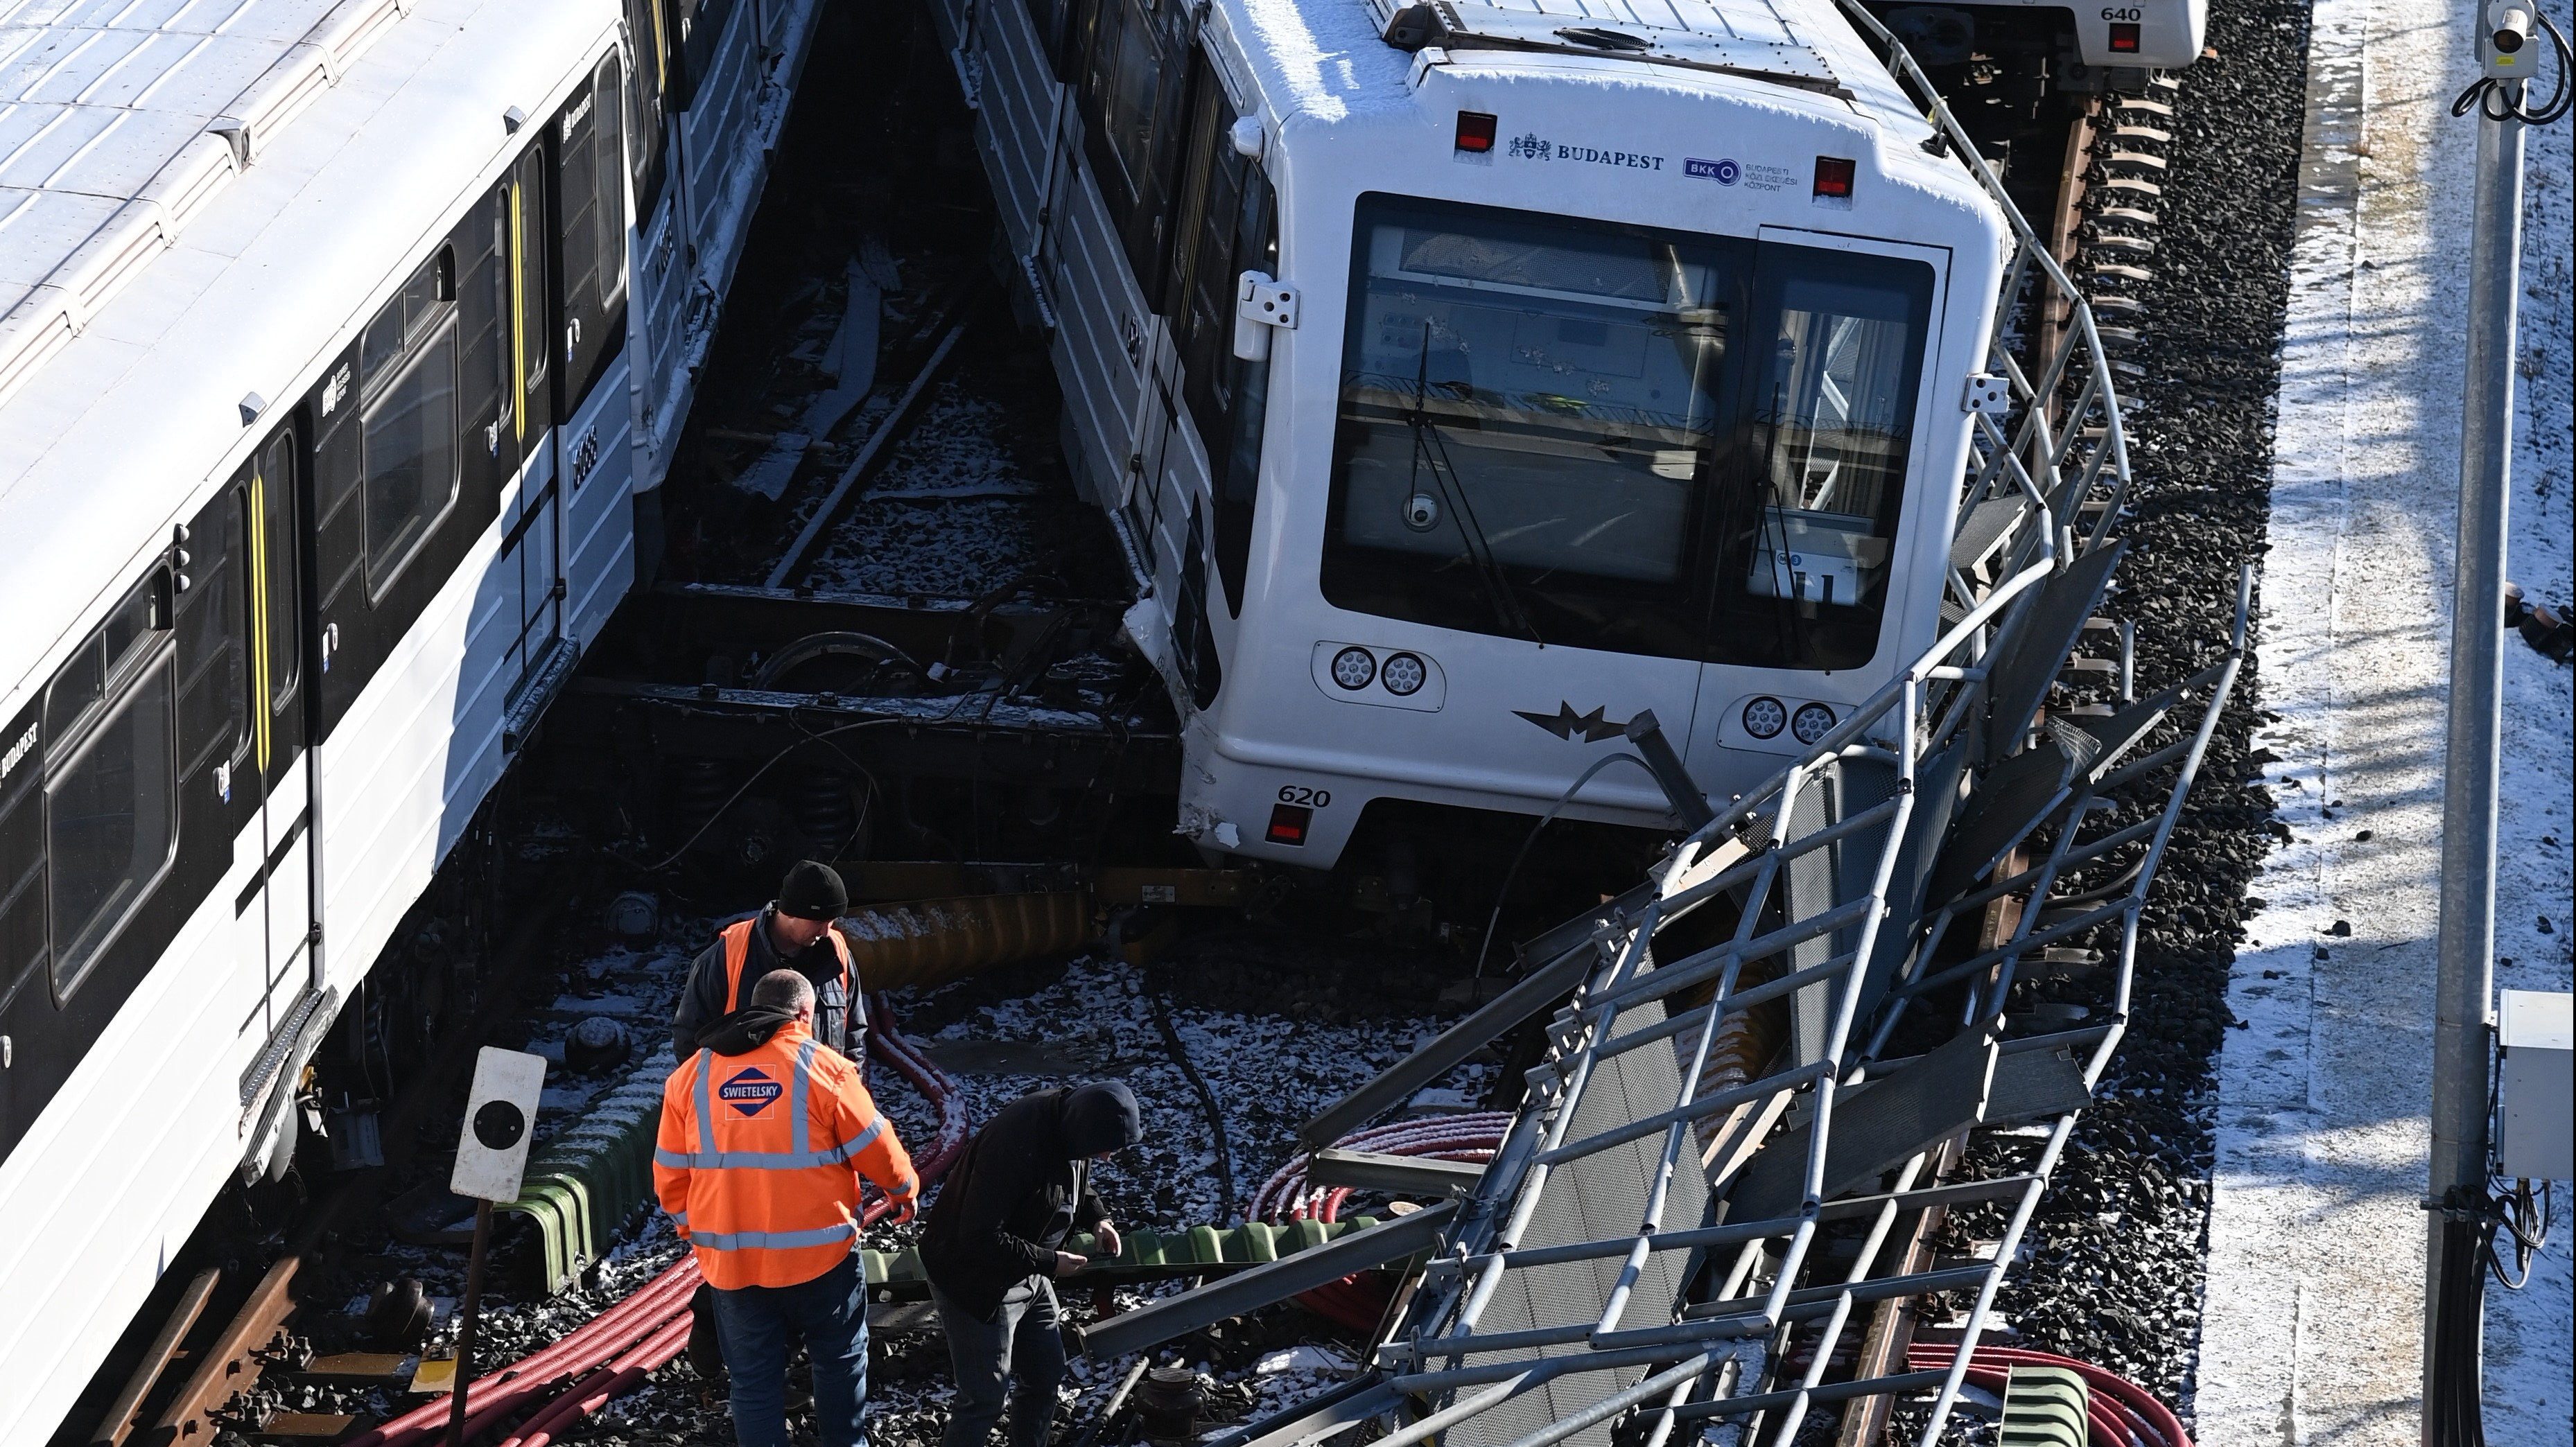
[{"left": 451, "top": 1047, "right": 548, "bottom": 1203}]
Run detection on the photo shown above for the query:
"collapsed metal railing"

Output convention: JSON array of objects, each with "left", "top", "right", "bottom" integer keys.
[
  {"left": 1837, "top": 0, "right": 2141, "bottom": 597},
  {"left": 1181, "top": 551, "right": 2245, "bottom": 1447}
]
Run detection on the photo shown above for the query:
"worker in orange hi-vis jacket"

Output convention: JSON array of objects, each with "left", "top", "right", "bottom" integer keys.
[{"left": 657, "top": 968, "right": 919, "bottom": 1447}]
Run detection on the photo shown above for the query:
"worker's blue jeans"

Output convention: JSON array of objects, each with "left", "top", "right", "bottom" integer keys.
[
  {"left": 708, "top": 1253, "right": 870, "bottom": 1447},
  {"left": 932, "top": 1277, "right": 1065, "bottom": 1447}
]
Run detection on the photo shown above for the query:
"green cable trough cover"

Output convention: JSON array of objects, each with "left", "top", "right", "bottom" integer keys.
[
  {"left": 1998, "top": 1364, "right": 2089, "bottom": 1447},
  {"left": 501, "top": 1053, "right": 671, "bottom": 1295},
  {"left": 859, "top": 1216, "right": 1391, "bottom": 1295}
]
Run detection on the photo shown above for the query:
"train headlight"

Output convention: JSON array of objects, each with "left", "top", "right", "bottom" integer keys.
[
  {"left": 1791, "top": 702, "right": 1836, "bottom": 745},
  {"left": 1742, "top": 696, "right": 1786, "bottom": 739},
  {"left": 1331, "top": 647, "right": 1377, "bottom": 690},
  {"left": 1381, "top": 652, "right": 1428, "bottom": 696}
]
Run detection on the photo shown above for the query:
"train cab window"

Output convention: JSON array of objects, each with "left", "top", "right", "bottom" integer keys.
[
  {"left": 1322, "top": 193, "right": 1741, "bottom": 660},
  {"left": 360, "top": 249, "right": 464, "bottom": 599},
  {"left": 1166, "top": 64, "right": 1277, "bottom": 617},
  {"left": 42, "top": 573, "right": 178, "bottom": 998},
  {"left": 1715, "top": 253, "right": 1932, "bottom": 670},
  {"left": 1322, "top": 195, "right": 1935, "bottom": 669}
]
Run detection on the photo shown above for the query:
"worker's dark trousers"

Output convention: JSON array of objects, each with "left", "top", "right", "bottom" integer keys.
[
  {"left": 931, "top": 1276, "right": 1065, "bottom": 1447},
  {"left": 709, "top": 1254, "right": 871, "bottom": 1447}
]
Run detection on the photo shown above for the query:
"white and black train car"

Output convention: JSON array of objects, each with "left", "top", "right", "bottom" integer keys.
[
  {"left": 0, "top": 0, "right": 821, "bottom": 1436},
  {"left": 932, "top": 0, "right": 2018, "bottom": 867}
]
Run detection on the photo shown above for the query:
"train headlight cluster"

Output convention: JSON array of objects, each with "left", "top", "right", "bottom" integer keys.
[
  {"left": 1380, "top": 652, "right": 1427, "bottom": 696},
  {"left": 1740, "top": 696, "right": 1841, "bottom": 747},
  {"left": 1331, "top": 647, "right": 1377, "bottom": 690},
  {"left": 1316, "top": 644, "right": 1440, "bottom": 707}
]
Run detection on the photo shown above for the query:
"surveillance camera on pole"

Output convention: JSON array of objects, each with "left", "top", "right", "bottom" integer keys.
[{"left": 443, "top": 1048, "right": 547, "bottom": 1447}]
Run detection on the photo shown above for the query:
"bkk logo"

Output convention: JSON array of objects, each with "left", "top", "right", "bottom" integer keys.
[
  {"left": 720, "top": 1067, "right": 785, "bottom": 1117},
  {"left": 1685, "top": 157, "right": 1742, "bottom": 184}
]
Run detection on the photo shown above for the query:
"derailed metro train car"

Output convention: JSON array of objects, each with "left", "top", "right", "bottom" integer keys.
[{"left": 932, "top": 0, "right": 2012, "bottom": 868}]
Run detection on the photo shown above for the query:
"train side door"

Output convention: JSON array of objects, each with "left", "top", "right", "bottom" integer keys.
[
  {"left": 553, "top": 55, "right": 638, "bottom": 652},
  {"left": 499, "top": 139, "right": 567, "bottom": 732},
  {"left": 1050, "top": 0, "right": 1185, "bottom": 513},
  {"left": 1132, "top": 46, "right": 1275, "bottom": 711},
  {"left": 236, "top": 429, "right": 317, "bottom": 1045}
]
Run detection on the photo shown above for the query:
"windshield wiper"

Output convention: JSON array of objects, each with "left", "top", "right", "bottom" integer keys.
[{"left": 1407, "top": 329, "right": 1545, "bottom": 646}]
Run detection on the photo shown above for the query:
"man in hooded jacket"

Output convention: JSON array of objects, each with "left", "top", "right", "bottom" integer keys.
[
  {"left": 920, "top": 1082, "right": 1144, "bottom": 1447},
  {"left": 656, "top": 970, "right": 918, "bottom": 1447}
]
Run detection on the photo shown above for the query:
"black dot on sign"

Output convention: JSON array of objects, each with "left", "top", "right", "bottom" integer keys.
[{"left": 473, "top": 1099, "right": 527, "bottom": 1152}]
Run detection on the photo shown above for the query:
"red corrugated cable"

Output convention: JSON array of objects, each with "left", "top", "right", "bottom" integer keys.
[
  {"left": 1253, "top": 1114, "right": 1509, "bottom": 1335},
  {"left": 1904, "top": 1343, "right": 2192, "bottom": 1447}
]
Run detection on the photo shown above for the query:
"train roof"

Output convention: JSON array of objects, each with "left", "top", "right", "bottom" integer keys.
[
  {"left": 0, "top": 0, "right": 613, "bottom": 712},
  {"left": 1219, "top": 0, "right": 1938, "bottom": 144}
]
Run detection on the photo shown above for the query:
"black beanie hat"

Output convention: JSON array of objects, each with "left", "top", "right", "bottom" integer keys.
[{"left": 776, "top": 860, "right": 848, "bottom": 921}]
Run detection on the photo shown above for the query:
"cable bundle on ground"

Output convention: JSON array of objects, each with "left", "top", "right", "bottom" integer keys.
[
  {"left": 1249, "top": 1113, "right": 1511, "bottom": 1225},
  {"left": 1248, "top": 1114, "right": 1509, "bottom": 1335},
  {"left": 1905, "top": 1343, "right": 2193, "bottom": 1447}
]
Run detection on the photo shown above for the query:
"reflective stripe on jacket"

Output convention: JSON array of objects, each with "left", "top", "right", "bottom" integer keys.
[
  {"left": 654, "top": 1020, "right": 919, "bottom": 1290},
  {"left": 722, "top": 917, "right": 853, "bottom": 1015}
]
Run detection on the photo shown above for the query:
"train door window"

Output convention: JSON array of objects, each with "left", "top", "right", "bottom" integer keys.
[
  {"left": 555, "top": 62, "right": 629, "bottom": 414},
  {"left": 1081, "top": 0, "right": 1189, "bottom": 287},
  {"left": 43, "top": 572, "right": 178, "bottom": 998},
  {"left": 251, "top": 435, "right": 299, "bottom": 732},
  {"left": 510, "top": 146, "right": 552, "bottom": 447},
  {"left": 1711, "top": 247, "right": 1933, "bottom": 671},
  {"left": 1176, "top": 500, "right": 1221, "bottom": 708},
  {"left": 0, "top": 700, "right": 42, "bottom": 1012},
  {"left": 623, "top": 0, "right": 673, "bottom": 214},
  {"left": 360, "top": 249, "right": 464, "bottom": 599},
  {"left": 594, "top": 55, "right": 628, "bottom": 315},
  {"left": 175, "top": 486, "right": 247, "bottom": 780},
  {"left": 1166, "top": 61, "right": 1276, "bottom": 616}
]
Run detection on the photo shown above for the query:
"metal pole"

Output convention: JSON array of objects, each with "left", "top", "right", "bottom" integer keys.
[
  {"left": 2423, "top": 74, "right": 2523, "bottom": 1446},
  {"left": 446, "top": 1199, "right": 496, "bottom": 1447}
]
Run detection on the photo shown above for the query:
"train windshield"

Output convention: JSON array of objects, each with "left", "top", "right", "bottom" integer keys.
[{"left": 1322, "top": 194, "right": 1935, "bottom": 669}]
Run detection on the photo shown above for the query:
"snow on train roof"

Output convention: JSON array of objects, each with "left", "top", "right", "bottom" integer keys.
[
  {"left": 0, "top": 0, "right": 612, "bottom": 706},
  {"left": 1223, "top": 0, "right": 1925, "bottom": 133}
]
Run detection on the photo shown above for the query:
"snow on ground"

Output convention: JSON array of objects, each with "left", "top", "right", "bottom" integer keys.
[{"left": 2194, "top": 0, "right": 2575, "bottom": 1437}]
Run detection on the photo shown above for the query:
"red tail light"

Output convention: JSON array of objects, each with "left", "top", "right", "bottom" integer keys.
[
  {"left": 1812, "top": 156, "right": 1856, "bottom": 200},
  {"left": 1456, "top": 111, "right": 1497, "bottom": 153},
  {"left": 2109, "top": 21, "right": 2141, "bottom": 51},
  {"left": 1266, "top": 803, "right": 1313, "bottom": 846}
]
